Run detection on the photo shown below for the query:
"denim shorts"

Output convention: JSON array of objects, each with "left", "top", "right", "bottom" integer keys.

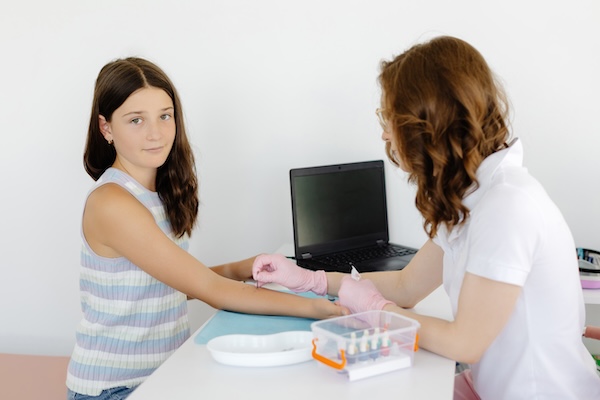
[{"left": 67, "top": 386, "right": 137, "bottom": 400}]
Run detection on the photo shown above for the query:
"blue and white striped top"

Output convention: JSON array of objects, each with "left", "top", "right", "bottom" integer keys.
[{"left": 67, "top": 168, "right": 190, "bottom": 396}]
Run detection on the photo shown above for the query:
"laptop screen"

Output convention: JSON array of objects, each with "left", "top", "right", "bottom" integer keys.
[{"left": 290, "top": 160, "right": 389, "bottom": 257}]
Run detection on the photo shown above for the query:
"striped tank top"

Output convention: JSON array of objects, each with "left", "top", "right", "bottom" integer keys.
[{"left": 66, "top": 168, "right": 190, "bottom": 395}]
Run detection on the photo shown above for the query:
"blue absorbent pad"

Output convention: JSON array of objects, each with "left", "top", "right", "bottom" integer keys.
[{"left": 194, "top": 291, "right": 325, "bottom": 345}]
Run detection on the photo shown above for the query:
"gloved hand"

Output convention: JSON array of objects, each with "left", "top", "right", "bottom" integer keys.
[
  {"left": 252, "top": 254, "right": 328, "bottom": 296},
  {"left": 338, "top": 275, "right": 394, "bottom": 314}
]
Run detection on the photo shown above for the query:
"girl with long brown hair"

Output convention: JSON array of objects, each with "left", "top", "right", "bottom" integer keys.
[{"left": 67, "top": 57, "right": 344, "bottom": 400}]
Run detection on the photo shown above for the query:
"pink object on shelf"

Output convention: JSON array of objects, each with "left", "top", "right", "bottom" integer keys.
[{"left": 582, "top": 279, "right": 600, "bottom": 289}]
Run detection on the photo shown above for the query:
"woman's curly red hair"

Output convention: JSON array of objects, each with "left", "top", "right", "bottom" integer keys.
[{"left": 379, "top": 36, "right": 510, "bottom": 238}]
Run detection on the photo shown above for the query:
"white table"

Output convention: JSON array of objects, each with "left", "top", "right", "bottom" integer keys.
[
  {"left": 128, "top": 285, "right": 455, "bottom": 400},
  {"left": 127, "top": 242, "right": 600, "bottom": 399}
]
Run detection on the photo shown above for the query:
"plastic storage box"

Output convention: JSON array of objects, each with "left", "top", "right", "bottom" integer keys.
[{"left": 311, "top": 310, "right": 420, "bottom": 381}]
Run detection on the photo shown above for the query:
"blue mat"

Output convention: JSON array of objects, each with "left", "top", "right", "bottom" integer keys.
[{"left": 194, "top": 291, "right": 327, "bottom": 344}]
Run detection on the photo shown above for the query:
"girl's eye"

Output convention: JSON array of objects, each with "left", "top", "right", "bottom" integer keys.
[
  {"left": 131, "top": 118, "right": 142, "bottom": 125},
  {"left": 161, "top": 114, "right": 172, "bottom": 121}
]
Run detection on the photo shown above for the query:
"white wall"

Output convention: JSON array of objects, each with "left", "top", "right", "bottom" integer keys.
[{"left": 1, "top": 0, "right": 598, "bottom": 356}]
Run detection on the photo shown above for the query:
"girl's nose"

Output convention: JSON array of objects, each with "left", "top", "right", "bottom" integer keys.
[{"left": 146, "top": 120, "right": 162, "bottom": 140}]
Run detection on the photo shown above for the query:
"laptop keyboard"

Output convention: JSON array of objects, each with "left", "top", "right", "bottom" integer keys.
[{"left": 314, "top": 245, "right": 417, "bottom": 269}]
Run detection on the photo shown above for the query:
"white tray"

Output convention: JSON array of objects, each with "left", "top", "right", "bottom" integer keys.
[{"left": 206, "top": 331, "right": 313, "bottom": 367}]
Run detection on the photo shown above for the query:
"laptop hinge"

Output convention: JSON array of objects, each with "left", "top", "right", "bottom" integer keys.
[
  {"left": 376, "top": 240, "right": 387, "bottom": 246},
  {"left": 300, "top": 253, "right": 312, "bottom": 259}
]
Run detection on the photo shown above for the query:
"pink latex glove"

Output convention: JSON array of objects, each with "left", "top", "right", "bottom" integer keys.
[
  {"left": 338, "top": 275, "right": 394, "bottom": 314},
  {"left": 252, "top": 254, "right": 327, "bottom": 296}
]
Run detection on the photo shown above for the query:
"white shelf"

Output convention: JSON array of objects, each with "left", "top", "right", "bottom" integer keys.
[{"left": 583, "top": 289, "right": 600, "bottom": 305}]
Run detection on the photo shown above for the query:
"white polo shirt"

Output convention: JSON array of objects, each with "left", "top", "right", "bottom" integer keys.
[{"left": 434, "top": 139, "right": 600, "bottom": 399}]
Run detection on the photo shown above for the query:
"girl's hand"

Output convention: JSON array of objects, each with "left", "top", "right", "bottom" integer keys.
[{"left": 311, "top": 298, "right": 349, "bottom": 319}]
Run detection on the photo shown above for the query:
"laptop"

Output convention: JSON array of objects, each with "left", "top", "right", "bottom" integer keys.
[{"left": 290, "top": 160, "right": 417, "bottom": 273}]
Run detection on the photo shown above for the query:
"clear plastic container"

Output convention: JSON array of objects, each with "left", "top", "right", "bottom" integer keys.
[{"left": 311, "top": 310, "right": 420, "bottom": 381}]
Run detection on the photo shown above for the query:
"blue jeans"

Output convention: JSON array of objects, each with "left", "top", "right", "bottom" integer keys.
[{"left": 67, "top": 386, "right": 137, "bottom": 400}]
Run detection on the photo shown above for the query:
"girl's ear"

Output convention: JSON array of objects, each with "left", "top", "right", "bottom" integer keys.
[{"left": 99, "top": 115, "right": 112, "bottom": 141}]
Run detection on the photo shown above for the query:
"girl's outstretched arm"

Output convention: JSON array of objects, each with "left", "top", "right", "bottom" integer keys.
[
  {"left": 84, "top": 184, "right": 345, "bottom": 319},
  {"left": 211, "top": 256, "right": 256, "bottom": 281}
]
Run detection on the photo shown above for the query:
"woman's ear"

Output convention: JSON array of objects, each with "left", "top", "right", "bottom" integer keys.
[{"left": 99, "top": 115, "right": 112, "bottom": 142}]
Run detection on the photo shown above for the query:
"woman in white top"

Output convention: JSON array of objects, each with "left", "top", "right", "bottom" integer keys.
[{"left": 252, "top": 36, "right": 600, "bottom": 399}]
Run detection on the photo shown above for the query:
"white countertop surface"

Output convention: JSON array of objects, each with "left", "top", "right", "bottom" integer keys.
[
  {"left": 128, "top": 244, "right": 456, "bottom": 399},
  {"left": 129, "top": 285, "right": 455, "bottom": 400}
]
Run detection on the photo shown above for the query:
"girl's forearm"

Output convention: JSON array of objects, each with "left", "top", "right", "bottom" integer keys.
[{"left": 211, "top": 256, "right": 256, "bottom": 281}]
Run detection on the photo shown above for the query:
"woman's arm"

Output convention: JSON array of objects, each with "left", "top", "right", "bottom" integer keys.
[
  {"left": 326, "top": 239, "right": 444, "bottom": 308},
  {"left": 334, "top": 239, "right": 521, "bottom": 363},
  {"left": 83, "top": 184, "right": 344, "bottom": 319},
  {"left": 382, "top": 272, "right": 521, "bottom": 363}
]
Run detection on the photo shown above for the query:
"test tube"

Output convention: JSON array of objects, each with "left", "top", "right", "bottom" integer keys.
[
  {"left": 347, "top": 332, "right": 358, "bottom": 364},
  {"left": 359, "top": 329, "right": 370, "bottom": 362},
  {"left": 380, "top": 330, "right": 391, "bottom": 357},
  {"left": 370, "top": 327, "right": 380, "bottom": 360}
]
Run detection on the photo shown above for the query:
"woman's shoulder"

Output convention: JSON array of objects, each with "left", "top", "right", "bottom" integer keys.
[{"left": 484, "top": 167, "right": 551, "bottom": 215}]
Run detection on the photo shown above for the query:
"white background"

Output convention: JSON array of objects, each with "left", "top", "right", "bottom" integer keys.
[{"left": 1, "top": 0, "right": 598, "bottom": 356}]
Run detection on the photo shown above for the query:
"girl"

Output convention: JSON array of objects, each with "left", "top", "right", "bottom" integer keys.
[
  {"left": 66, "top": 57, "right": 344, "bottom": 400},
  {"left": 252, "top": 37, "right": 600, "bottom": 399}
]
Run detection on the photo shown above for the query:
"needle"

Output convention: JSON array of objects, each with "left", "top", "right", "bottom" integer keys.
[{"left": 350, "top": 262, "right": 361, "bottom": 281}]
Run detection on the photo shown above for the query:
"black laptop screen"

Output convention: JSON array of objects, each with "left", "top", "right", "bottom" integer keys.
[{"left": 291, "top": 161, "right": 388, "bottom": 252}]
